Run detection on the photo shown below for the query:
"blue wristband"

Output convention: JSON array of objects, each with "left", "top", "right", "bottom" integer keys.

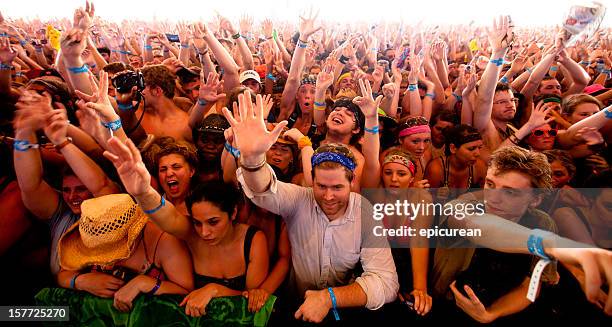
[
  {"left": 147, "top": 278, "right": 162, "bottom": 296},
  {"left": 499, "top": 76, "right": 509, "bottom": 84},
  {"left": 266, "top": 73, "right": 277, "bottom": 81},
  {"left": 198, "top": 98, "right": 208, "bottom": 107},
  {"left": 328, "top": 287, "right": 340, "bottom": 321},
  {"left": 297, "top": 39, "right": 308, "bottom": 49},
  {"left": 101, "top": 119, "right": 122, "bottom": 132},
  {"left": 67, "top": 65, "right": 89, "bottom": 74},
  {"left": 490, "top": 57, "right": 504, "bottom": 67},
  {"left": 225, "top": 142, "right": 241, "bottom": 158},
  {"left": 579, "top": 61, "right": 590, "bottom": 65},
  {"left": 181, "top": 44, "right": 190, "bottom": 49},
  {"left": 116, "top": 101, "right": 134, "bottom": 111},
  {"left": 313, "top": 101, "right": 326, "bottom": 107},
  {"left": 408, "top": 84, "right": 417, "bottom": 92},
  {"left": 425, "top": 93, "right": 435, "bottom": 98},
  {"left": 143, "top": 195, "right": 166, "bottom": 215},
  {"left": 604, "top": 109, "right": 612, "bottom": 119},
  {"left": 13, "top": 139, "right": 40, "bottom": 152},
  {"left": 527, "top": 229, "right": 551, "bottom": 261},
  {"left": 550, "top": 66, "right": 558, "bottom": 72},
  {"left": 364, "top": 125, "right": 379, "bottom": 134},
  {"left": 144, "top": 45, "right": 153, "bottom": 50},
  {"left": 452, "top": 93, "right": 462, "bottom": 101},
  {"left": 70, "top": 273, "right": 81, "bottom": 289}
]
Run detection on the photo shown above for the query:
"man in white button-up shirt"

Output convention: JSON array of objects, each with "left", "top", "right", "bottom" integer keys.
[{"left": 225, "top": 91, "right": 399, "bottom": 323}]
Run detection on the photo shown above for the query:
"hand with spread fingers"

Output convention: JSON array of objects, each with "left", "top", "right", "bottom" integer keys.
[{"left": 221, "top": 91, "right": 287, "bottom": 164}]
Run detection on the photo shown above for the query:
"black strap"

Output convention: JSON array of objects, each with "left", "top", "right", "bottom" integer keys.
[{"left": 243, "top": 225, "right": 258, "bottom": 265}]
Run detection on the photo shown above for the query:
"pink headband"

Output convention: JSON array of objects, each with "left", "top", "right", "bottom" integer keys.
[
  {"left": 383, "top": 154, "right": 416, "bottom": 175},
  {"left": 398, "top": 125, "right": 431, "bottom": 138}
]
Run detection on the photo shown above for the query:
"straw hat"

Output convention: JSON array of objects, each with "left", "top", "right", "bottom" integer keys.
[{"left": 58, "top": 194, "right": 148, "bottom": 271}]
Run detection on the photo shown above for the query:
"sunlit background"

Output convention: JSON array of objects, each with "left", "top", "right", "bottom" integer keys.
[{"left": 2, "top": 0, "right": 610, "bottom": 27}]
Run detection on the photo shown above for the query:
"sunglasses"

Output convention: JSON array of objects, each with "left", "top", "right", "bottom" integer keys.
[{"left": 532, "top": 129, "right": 557, "bottom": 137}]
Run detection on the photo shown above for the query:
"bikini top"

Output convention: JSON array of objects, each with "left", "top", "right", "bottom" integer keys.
[{"left": 194, "top": 225, "right": 258, "bottom": 291}]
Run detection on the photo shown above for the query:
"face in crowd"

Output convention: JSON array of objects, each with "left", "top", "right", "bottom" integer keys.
[
  {"left": 451, "top": 139, "right": 484, "bottom": 165},
  {"left": 158, "top": 153, "right": 195, "bottom": 202},
  {"left": 267, "top": 143, "right": 294, "bottom": 173},
  {"left": 400, "top": 132, "right": 431, "bottom": 159},
  {"left": 526, "top": 124, "right": 556, "bottom": 151},
  {"left": 491, "top": 89, "right": 518, "bottom": 122},
  {"left": 62, "top": 175, "right": 94, "bottom": 215}
]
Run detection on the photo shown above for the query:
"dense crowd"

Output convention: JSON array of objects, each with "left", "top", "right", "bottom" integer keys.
[{"left": 0, "top": 2, "right": 611, "bottom": 326}]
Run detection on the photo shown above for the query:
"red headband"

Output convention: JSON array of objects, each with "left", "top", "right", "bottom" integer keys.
[{"left": 399, "top": 125, "right": 431, "bottom": 138}]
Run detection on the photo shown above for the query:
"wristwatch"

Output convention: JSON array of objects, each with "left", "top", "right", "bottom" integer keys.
[{"left": 54, "top": 137, "right": 73, "bottom": 151}]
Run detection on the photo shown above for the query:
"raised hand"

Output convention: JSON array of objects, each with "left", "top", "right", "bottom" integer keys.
[
  {"left": 408, "top": 54, "right": 422, "bottom": 85},
  {"left": 43, "top": 108, "right": 69, "bottom": 145},
  {"left": 382, "top": 83, "right": 398, "bottom": 99},
  {"left": 283, "top": 128, "right": 305, "bottom": 143},
  {"left": 60, "top": 28, "right": 88, "bottom": 64},
  {"left": 0, "top": 36, "right": 16, "bottom": 64},
  {"left": 574, "top": 127, "right": 604, "bottom": 146},
  {"left": 352, "top": 79, "right": 383, "bottom": 119},
  {"left": 526, "top": 100, "right": 555, "bottom": 130},
  {"left": 509, "top": 48, "right": 528, "bottom": 73},
  {"left": 262, "top": 19, "right": 273, "bottom": 39},
  {"left": 486, "top": 16, "right": 512, "bottom": 53},
  {"left": 75, "top": 71, "right": 119, "bottom": 123},
  {"left": 103, "top": 137, "right": 151, "bottom": 197},
  {"left": 221, "top": 92, "right": 287, "bottom": 160},
  {"left": 219, "top": 16, "right": 238, "bottom": 35},
  {"left": 198, "top": 72, "right": 226, "bottom": 103},
  {"left": 239, "top": 15, "right": 253, "bottom": 35},
  {"left": 315, "top": 63, "right": 334, "bottom": 91},
  {"left": 262, "top": 94, "right": 274, "bottom": 119},
  {"left": 298, "top": 8, "right": 321, "bottom": 41},
  {"left": 14, "top": 91, "right": 54, "bottom": 132},
  {"left": 462, "top": 73, "right": 478, "bottom": 97}
]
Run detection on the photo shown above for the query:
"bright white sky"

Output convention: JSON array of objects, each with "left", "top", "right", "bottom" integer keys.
[{"left": 2, "top": 0, "right": 610, "bottom": 27}]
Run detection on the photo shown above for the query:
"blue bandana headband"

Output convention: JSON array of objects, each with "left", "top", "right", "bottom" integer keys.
[{"left": 311, "top": 152, "right": 356, "bottom": 171}]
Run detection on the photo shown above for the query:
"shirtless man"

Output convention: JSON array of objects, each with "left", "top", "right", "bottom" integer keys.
[{"left": 135, "top": 65, "right": 191, "bottom": 142}]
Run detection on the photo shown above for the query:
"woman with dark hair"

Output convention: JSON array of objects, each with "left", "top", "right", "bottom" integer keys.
[
  {"left": 424, "top": 124, "right": 487, "bottom": 200},
  {"left": 103, "top": 137, "right": 272, "bottom": 316}
]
